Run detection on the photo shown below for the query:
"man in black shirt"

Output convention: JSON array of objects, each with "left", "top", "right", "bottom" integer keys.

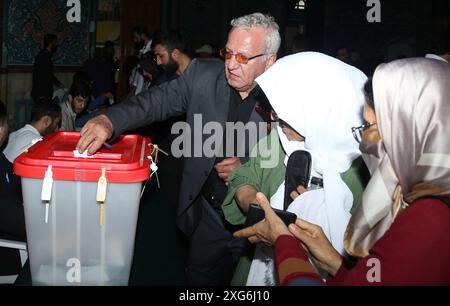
[
  {"left": 31, "top": 34, "right": 63, "bottom": 102},
  {"left": 201, "top": 88, "right": 262, "bottom": 213}
]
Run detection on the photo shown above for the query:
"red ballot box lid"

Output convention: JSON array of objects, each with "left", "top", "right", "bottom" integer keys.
[{"left": 14, "top": 132, "right": 152, "bottom": 183}]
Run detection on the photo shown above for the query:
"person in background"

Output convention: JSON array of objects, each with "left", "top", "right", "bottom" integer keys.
[
  {"left": 153, "top": 31, "right": 192, "bottom": 80},
  {"left": 31, "top": 34, "right": 64, "bottom": 102},
  {"left": 60, "top": 81, "right": 90, "bottom": 132},
  {"left": 195, "top": 44, "right": 215, "bottom": 58},
  {"left": 3, "top": 98, "right": 61, "bottom": 163},
  {"left": 138, "top": 32, "right": 191, "bottom": 242},
  {"left": 0, "top": 103, "right": 7, "bottom": 151},
  {"left": 139, "top": 52, "right": 160, "bottom": 92},
  {"left": 0, "top": 101, "right": 26, "bottom": 239},
  {"left": 53, "top": 71, "right": 109, "bottom": 138},
  {"left": 129, "top": 25, "right": 153, "bottom": 96},
  {"left": 235, "top": 58, "right": 450, "bottom": 286},
  {"left": 82, "top": 47, "right": 114, "bottom": 100},
  {"left": 134, "top": 31, "right": 191, "bottom": 144},
  {"left": 104, "top": 40, "right": 119, "bottom": 98}
]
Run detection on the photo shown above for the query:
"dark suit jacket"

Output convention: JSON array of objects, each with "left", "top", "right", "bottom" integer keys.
[
  {"left": 31, "top": 49, "right": 61, "bottom": 101},
  {"left": 105, "top": 58, "right": 265, "bottom": 235}
]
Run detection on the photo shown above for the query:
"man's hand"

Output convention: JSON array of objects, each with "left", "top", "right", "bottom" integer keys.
[
  {"left": 233, "top": 192, "right": 292, "bottom": 247},
  {"left": 76, "top": 115, "right": 114, "bottom": 155},
  {"left": 288, "top": 219, "right": 343, "bottom": 276},
  {"left": 235, "top": 185, "right": 258, "bottom": 213},
  {"left": 215, "top": 157, "right": 241, "bottom": 184}
]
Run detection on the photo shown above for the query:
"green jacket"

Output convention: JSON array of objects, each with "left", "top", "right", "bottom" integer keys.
[
  {"left": 222, "top": 132, "right": 369, "bottom": 285},
  {"left": 223, "top": 132, "right": 286, "bottom": 226}
]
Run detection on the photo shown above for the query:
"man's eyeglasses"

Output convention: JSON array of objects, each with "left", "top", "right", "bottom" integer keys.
[
  {"left": 219, "top": 49, "right": 266, "bottom": 64},
  {"left": 352, "top": 122, "right": 377, "bottom": 143}
]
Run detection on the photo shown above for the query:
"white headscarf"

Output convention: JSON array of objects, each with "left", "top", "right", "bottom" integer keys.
[
  {"left": 256, "top": 52, "right": 367, "bottom": 254},
  {"left": 345, "top": 58, "right": 450, "bottom": 258}
]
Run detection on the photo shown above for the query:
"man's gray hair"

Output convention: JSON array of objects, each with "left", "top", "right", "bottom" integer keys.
[{"left": 231, "top": 12, "right": 281, "bottom": 55}]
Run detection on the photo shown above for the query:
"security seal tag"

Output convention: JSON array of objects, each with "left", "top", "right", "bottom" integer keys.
[
  {"left": 41, "top": 165, "right": 53, "bottom": 224},
  {"left": 41, "top": 165, "right": 53, "bottom": 202},
  {"left": 97, "top": 168, "right": 108, "bottom": 226},
  {"left": 96, "top": 168, "right": 108, "bottom": 203}
]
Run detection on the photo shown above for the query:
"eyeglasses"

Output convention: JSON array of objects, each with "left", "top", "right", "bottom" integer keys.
[
  {"left": 219, "top": 49, "right": 266, "bottom": 64},
  {"left": 352, "top": 122, "right": 377, "bottom": 143}
]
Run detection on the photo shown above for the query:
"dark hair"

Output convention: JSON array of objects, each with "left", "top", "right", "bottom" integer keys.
[
  {"left": 132, "top": 25, "right": 150, "bottom": 37},
  {"left": 153, "top": 31, "right": 188, "bottom": 55},
  {"left": 73, "top": 71, "right": 91, "bottom": 86},
  {"left": 364, "top": 78, "right": 374, "bottom": 110},
  {"left": 43, "top": 34, "right": 57, "bottom": 48},
  {"left": 70, "top": 81, "right": 91, "bottom": 99},
  {"left": 430, "top": 35, "right": 450, "bottom": 55},
  {"left": 30, "top": 98, "right": 61, "bottom": 123},
  {"left": 0, "top": 100, "right": 7, "bottom": 127},
  {"left": 139, "top": 51, "right": 160, "bottom": 79}
]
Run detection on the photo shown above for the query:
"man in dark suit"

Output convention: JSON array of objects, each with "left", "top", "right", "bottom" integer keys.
[
  {"left": 77, "top": 12, "right": 281, "bottom": 285},
  {"left": 31, "top": 34, "right": 64, "bottom": 102}
]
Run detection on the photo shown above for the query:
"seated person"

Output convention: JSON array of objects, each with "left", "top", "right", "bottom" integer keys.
[
  {"left": 74, "top": 93, "right": 114, "bottom": 131},
  {"left": 222, "top": 52, "right": 369, "bottom": 285},
  {"left": 0, "top": 101, "right": 26, "bottom": 240},
  {"left": 235, "top": 58, "right": 450, "bottom": 286},
  {"left": 139, "top": 53, "right": 161, "bottom": 91},
  {"left": 3, "top": 97, "right": 61, "bottom": 163},
  {"left": 82, "top": 47, "right": 114, "bottom": 99},
  {"left": 60, "top": 81, "right": 90, "bottom": 131},
  {"left": 72, "top": 70, "right": 114, "bottom": 130}
]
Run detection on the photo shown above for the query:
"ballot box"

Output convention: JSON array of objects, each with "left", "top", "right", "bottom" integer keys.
[{"left": 14, "top": 132, "right": 151, "bottom": 286}]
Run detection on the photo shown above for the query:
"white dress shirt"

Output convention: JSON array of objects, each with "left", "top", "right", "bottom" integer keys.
[
  {"left": 3, "top": 124, "right": 42, "bottom": 162},
  {"left": 131, "top": 40, "right": 153, "bottom": 95}
]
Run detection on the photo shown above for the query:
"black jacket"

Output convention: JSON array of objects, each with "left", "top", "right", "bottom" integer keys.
[{"left": 105, "top": 58, "right": 266, "bottom": 235}]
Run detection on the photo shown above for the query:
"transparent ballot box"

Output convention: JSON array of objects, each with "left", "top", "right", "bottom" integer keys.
[{"left": 14, "top": 132, "right": 151, "bottom": 286}]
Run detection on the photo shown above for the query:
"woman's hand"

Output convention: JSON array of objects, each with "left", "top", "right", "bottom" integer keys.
[
  {"left": 234, "top": 192, "right": 292, "bottom": 247},
  {"left": 290, "top": 185, "right": 307, "bottom": 201},
  {"left": 235, "top": 185, "right": 258, "bottom": 213},
  {"left": 288, "top": 219, "right": 343, "bottom": 276}
]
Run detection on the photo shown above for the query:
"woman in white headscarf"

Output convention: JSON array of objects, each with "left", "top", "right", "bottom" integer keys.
[
  {"left": 223, "top": 52, "right": 368, "bottom": 285},
  {"left": 236, "top": 58, "right": 450, "bottom": 285}
]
